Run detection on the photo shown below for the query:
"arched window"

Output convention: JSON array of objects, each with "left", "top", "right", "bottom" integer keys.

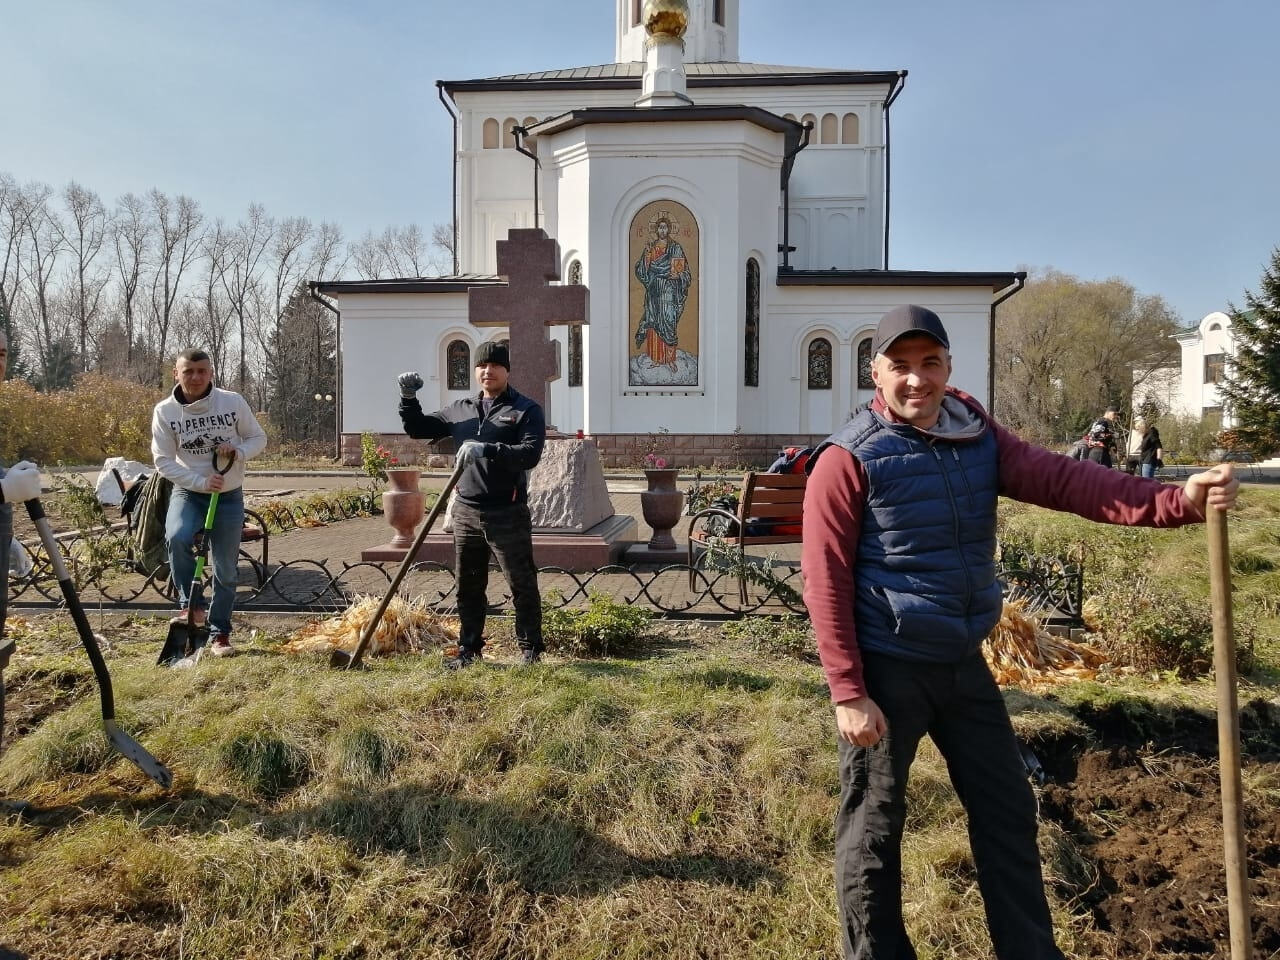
[
  {"left": 502, "top": 118, "right": 518, "bottom": 149},
  {"left": 567, "top": 261, "right": 583, "bottom": 386},
  {"left": 522, "top": 117, "right": 539, "bottom": 155},
  {"left": 842, "top": 113, "right": 860, "bottom": 144},
  {"left": 783, "top": 113, "right": 798, "bottom": 122},
  {"left": 713, "top": 0, "right": 725, "bottom": 25},
  {"left": 482, "top": 118, "right": 499, "bottom": 150},
  {"left": 857, "top": 336, "right": 873, "bottom": 389},
  {"left": 820, "top": 113, "right": 838, "bottom": 144},
  {"left": 744, "top": 258, "right": 760, "bottom": 387},
  {"left": 1208, "top": 322, "right": 1222, "bottom": 331},
  {"left": 807, "top": 338, "right": 832, "bottom": 390},
  {"left": 447, "top": 340, "right": 470, "bottom": 390},
  {"left": 632, "top": 0, "right": 642, "bottom": 26}
]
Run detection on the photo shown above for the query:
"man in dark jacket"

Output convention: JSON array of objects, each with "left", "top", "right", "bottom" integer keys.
[
  {"left": 1085, "top": 404, "right": 1121, "bottom": 467},
  {"left": 398, "top": 341, "right": 546, "bottom": 668},
  {"left": 802, "top": 305, "right": 1238, "bottom": 960}
]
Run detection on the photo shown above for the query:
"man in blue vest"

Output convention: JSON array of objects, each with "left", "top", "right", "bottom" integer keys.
[{"left": 802, "top": 305, "right": 1238, "bottom": 959}]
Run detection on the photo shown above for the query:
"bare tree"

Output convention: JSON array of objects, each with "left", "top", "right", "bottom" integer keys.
[
  {"left": 111, "top": 192, "right": 151, "bottom": 378},
  {"left": 61, "top": 181, "right": 109, "bottom": 371},
  {"left": 216, "top": 203, "right": 273, "bottom": 393},
  {"left": 146, "top": 190, "right": 203, "bottom": 382},
  {"left": 18, "top": 182, "right": 71, "bottom": 389},
  {"left": 199, "top": 220, "right": 236, "bottom": 374}
]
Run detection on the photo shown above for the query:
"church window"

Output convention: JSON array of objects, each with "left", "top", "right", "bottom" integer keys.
[
  {"left": 632, "top": 0, "right": 641, "bottom": 27},
  {"left": 807, "top": 338, "right": 832, "bottom": 390},
  {"left": 447, "top": 340, "right": 470, "bottom": 390},
  {"left": 820, "top": 113, "right": 838, "bottom": 144},
  {"left": 744, "top": 258, "right": 760, "bottom": 387},
  {"left": 502, "top": 118, "right": 518, "bottom": 149},
  {"left": 713, "top": 0, "right": 725, "bottom": 25},
  {"left": 783, "top": 113, "right": 797, "bottom": 122},
  {"left": 857, "top": 336, "right": 873, "bottom": 389},
  {"left": 1208, "top": 322, "right": 1222, "bottom": 331},
  {"left": 1204, "top": 353, "right": 1226, "bottom": 385},
  {"left": 567, "top": 261, "right": 583, "bottom": 386},
  {"left": 482, "top": 118, "right": 499, "bottom": 150},
  {"left": 801, "top": 113, "right": 817, "bottom": 134},
  {"left": 842, "top": 112, "right": 860, "bottom": 144}
]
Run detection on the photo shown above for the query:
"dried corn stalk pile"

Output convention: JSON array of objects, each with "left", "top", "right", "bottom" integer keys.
[
  {"left": 282, "top": 595, "right": 459, "bottom": 657},
  {"left": 983, "top": 599, "right": 1107, "bottom": 686}
]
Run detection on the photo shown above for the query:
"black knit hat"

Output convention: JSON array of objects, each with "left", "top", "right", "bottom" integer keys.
[
  {"left": 474, "top": 341, "right": 510, "bottom": 370},
  {"left": 873, "top": 304, "right": 950, "bottom": 356}
]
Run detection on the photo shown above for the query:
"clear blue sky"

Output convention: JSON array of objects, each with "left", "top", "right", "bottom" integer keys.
[{"left": 4, "top": 0, "right": 1277, "bottom": 324}]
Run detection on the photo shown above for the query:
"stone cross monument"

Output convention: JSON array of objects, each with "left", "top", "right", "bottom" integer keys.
[{"left": 468, "top": 228, "right": 588, "bottom": 412}]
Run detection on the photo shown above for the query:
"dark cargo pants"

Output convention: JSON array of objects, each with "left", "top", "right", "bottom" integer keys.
[
  {"left": 835, "top": 651, "right": 1065, "bottom": 960},
  {"left": 452, "top": 501, "right": 542, "bottom": 655}
]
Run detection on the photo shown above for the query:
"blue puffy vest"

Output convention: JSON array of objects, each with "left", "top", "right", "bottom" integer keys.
[{"left": 816, "top": 406, "right": 1002, "bottom": 662}]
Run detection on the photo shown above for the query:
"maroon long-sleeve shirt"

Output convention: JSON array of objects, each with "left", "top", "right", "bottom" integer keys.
[{"left": 801, "top": 390, "right": 1204, "bottom": 703}]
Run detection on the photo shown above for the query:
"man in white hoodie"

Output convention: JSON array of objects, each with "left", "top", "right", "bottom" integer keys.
[{"left": 151, "top": 348, "right": 267, "bottom": 656}]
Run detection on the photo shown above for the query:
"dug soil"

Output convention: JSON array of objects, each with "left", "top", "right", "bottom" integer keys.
[{"left": 1034, "top": 697, "right": 1280, "bottom": 958}]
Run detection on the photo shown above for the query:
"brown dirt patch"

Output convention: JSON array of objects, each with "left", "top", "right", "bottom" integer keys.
[{"left": 1038, "top": 702, "right": 1280, "bottom": 958}]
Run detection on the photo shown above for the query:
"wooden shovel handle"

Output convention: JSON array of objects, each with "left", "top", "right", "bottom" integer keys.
[{"left": 1207, "top": 507, "right": 1252, "bottom": 959}]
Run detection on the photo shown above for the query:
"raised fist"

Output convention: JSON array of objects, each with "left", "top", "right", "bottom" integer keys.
[
  {"left": 398, "top": 371, "right": 424, "bottom": 398},
  {"left": 0, "top": 461, "right": 43, "bottom": 503}
]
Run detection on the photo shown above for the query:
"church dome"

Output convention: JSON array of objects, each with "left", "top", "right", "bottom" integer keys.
[{"left": 643, "top": 0, "right": 689, "bottom": 40}]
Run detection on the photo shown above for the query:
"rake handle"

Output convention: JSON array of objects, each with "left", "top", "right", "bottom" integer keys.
[
  {"left": 1207, "top": 506, "right": 1251, "bottom": 959},
  {"left": 344, "top": 459, "right": 466, "bottom": 669}
]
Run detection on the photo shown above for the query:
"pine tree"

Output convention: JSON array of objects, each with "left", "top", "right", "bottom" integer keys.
[{"left": 1219, "top": 247, "right": 1280, "bottom": 456}]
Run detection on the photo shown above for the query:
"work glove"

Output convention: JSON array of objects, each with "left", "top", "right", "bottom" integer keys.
[
  {"left": 0, "top": 461, "right": 42, "bottom": 504},
  {"left": 456, "top": 440, "right": 486, "bottom": 467},
  {"left": 398, "top": 371, "right": 423, "bottom": 398}
]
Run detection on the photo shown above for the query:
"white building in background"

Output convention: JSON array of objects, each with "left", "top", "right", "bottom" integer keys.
[
  {"left": 1134, "top": 310, "right": 1236, "bottom": 429},
  {"left": 314, "top": 0, "right": 1024, "bottom": 465}
]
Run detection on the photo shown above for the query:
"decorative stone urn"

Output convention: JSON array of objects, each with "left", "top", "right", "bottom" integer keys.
[
  {"left": 383, "top": 468, "right": 424, "bottom": 548},
  {"left": 640, "top": 468, "right": 684, "bottom": 551}
]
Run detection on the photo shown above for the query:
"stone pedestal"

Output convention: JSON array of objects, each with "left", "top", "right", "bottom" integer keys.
[{"left": 363, "top": 438, "right": 638, "bottom": 571}]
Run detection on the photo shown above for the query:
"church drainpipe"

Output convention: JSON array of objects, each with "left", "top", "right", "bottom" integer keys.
[
  {"left": 882, "top": 70, "right": 907, "bottom": 269},
  {"left": 437, "top": 83, "right": 460, "bottom": 274},
  {"left": 512, "top": 126, "right": 540, "bottom": 230},
  {"left": 308, "top": 284, "right": 343, "bottom": 461},
  {"left": 779, "top": 120, "right": 813, "bottom": 271},
  {"left": 987, "top": 272, "right": 1027, "bottom": 411}
]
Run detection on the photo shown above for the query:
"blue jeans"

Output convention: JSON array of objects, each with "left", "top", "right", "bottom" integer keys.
[
  {"left": 166, "top": 487, "right": 244, "bottom": 637},
  {"left": 1140, "top": 462, "right": 1156, "bottom": 479}
]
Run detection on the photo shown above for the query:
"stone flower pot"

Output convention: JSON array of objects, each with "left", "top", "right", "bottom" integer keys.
[
  {"left": 383, "top": 468, "right": 424, "bottom": 548},
  {"left": 640, "top": 468, "right": 684, "bottom": 551}
]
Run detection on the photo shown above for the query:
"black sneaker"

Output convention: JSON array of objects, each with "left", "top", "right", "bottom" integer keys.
[
  {"left": 518, "top": 648, "right": 543, "bottom": 666},
  {"left": 444, "top": 649, "right": 482, "bottom": 671}
]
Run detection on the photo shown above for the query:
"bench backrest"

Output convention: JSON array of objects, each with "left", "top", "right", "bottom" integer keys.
[{"left": 740, "top": 472, "right": 805, "bottom": 535}]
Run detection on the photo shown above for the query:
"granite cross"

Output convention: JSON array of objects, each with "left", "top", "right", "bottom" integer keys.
[{"left": 468, "top": 228, "right": 589, "bottom": 412}]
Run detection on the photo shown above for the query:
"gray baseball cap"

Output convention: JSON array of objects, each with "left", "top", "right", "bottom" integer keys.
[{"left": 874, "top": 304, "right": 950, "bottom": 356}]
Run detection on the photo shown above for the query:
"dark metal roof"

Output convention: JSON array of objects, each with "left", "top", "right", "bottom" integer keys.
[
  {"left": 530, "top": 105, "right": 802, "bottom": 142},
  {"left": 311, "top": 276, "right": 503, "bottom": 296},
  {"left": 777, "top": 269, "right": 1026, "bottom": 293},
  {"left": 441, "top": 62, "right": 903, "bottom": 94}
]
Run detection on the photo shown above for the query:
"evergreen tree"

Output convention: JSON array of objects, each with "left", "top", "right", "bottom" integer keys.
[
  {"left": 266, "top": 282, "right": 336, "bottom": 450},
  {"left": 1219, "top": 247, "right": 1280, "bottom": 456}
]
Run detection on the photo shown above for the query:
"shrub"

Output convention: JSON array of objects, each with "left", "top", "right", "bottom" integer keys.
[
  {"left": 721, "top": 615, "right": 814, "bottom": 661},
  {"left": 222, "top": 732, "right": 312, "bottom": 799},
  {"left": 0, "top": 374, "right": 160, "bottom": 464},
  {"left": 542, "top": 591, "right": 652, "bottom": 657}
]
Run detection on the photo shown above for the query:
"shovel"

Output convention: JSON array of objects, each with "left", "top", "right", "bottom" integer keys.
[
  {"left": 1207, "top": 505, "right": 1252, "bottom": 958},
  {"left": 158, "top": 449, "right": 236, "bottom": 666},
  {"left": 23, "top": 497, "right": 172, "bottom": 788},
  {"left": 331, "top": 458, "right": 465, "bottom": 670}
]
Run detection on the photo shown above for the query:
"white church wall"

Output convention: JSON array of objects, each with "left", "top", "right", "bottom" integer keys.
[
  {"left": 540, "top": 118, "right": 787, "bottom": 436},
  {"left": 340, "top": 292, "right": 470, "bottom": 434},
  {"left": 615, "top": 0, "right": 739, "bottom": 64}
]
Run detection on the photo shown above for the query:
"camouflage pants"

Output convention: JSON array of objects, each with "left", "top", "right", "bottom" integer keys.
[{"left": 452, "top": 501, "right": 542, "bottom": 654}]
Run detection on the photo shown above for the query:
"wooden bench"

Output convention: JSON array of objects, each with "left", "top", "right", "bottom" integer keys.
[{"left": 686, "top": 471, "right": 806, "bottom": 602}]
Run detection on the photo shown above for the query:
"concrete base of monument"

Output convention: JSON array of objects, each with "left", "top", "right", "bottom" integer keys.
[
  {"left": 361, "top": 514, "right": 639, "bottom": 571},
  {"left": 621, "top": 543, "right": 690, "bottom": 567}
]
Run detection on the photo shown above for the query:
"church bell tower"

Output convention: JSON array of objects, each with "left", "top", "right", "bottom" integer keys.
[{"left": 616, "top": 0, "right": 739, "bottom": 64}]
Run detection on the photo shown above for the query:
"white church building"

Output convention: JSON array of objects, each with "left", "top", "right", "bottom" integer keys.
[
  {"left": 314, "top": 0, "right": 1024, "bottom": 466},
  {"left": 1134, "top": 310, "right": 1239, "bottom": 430}
]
